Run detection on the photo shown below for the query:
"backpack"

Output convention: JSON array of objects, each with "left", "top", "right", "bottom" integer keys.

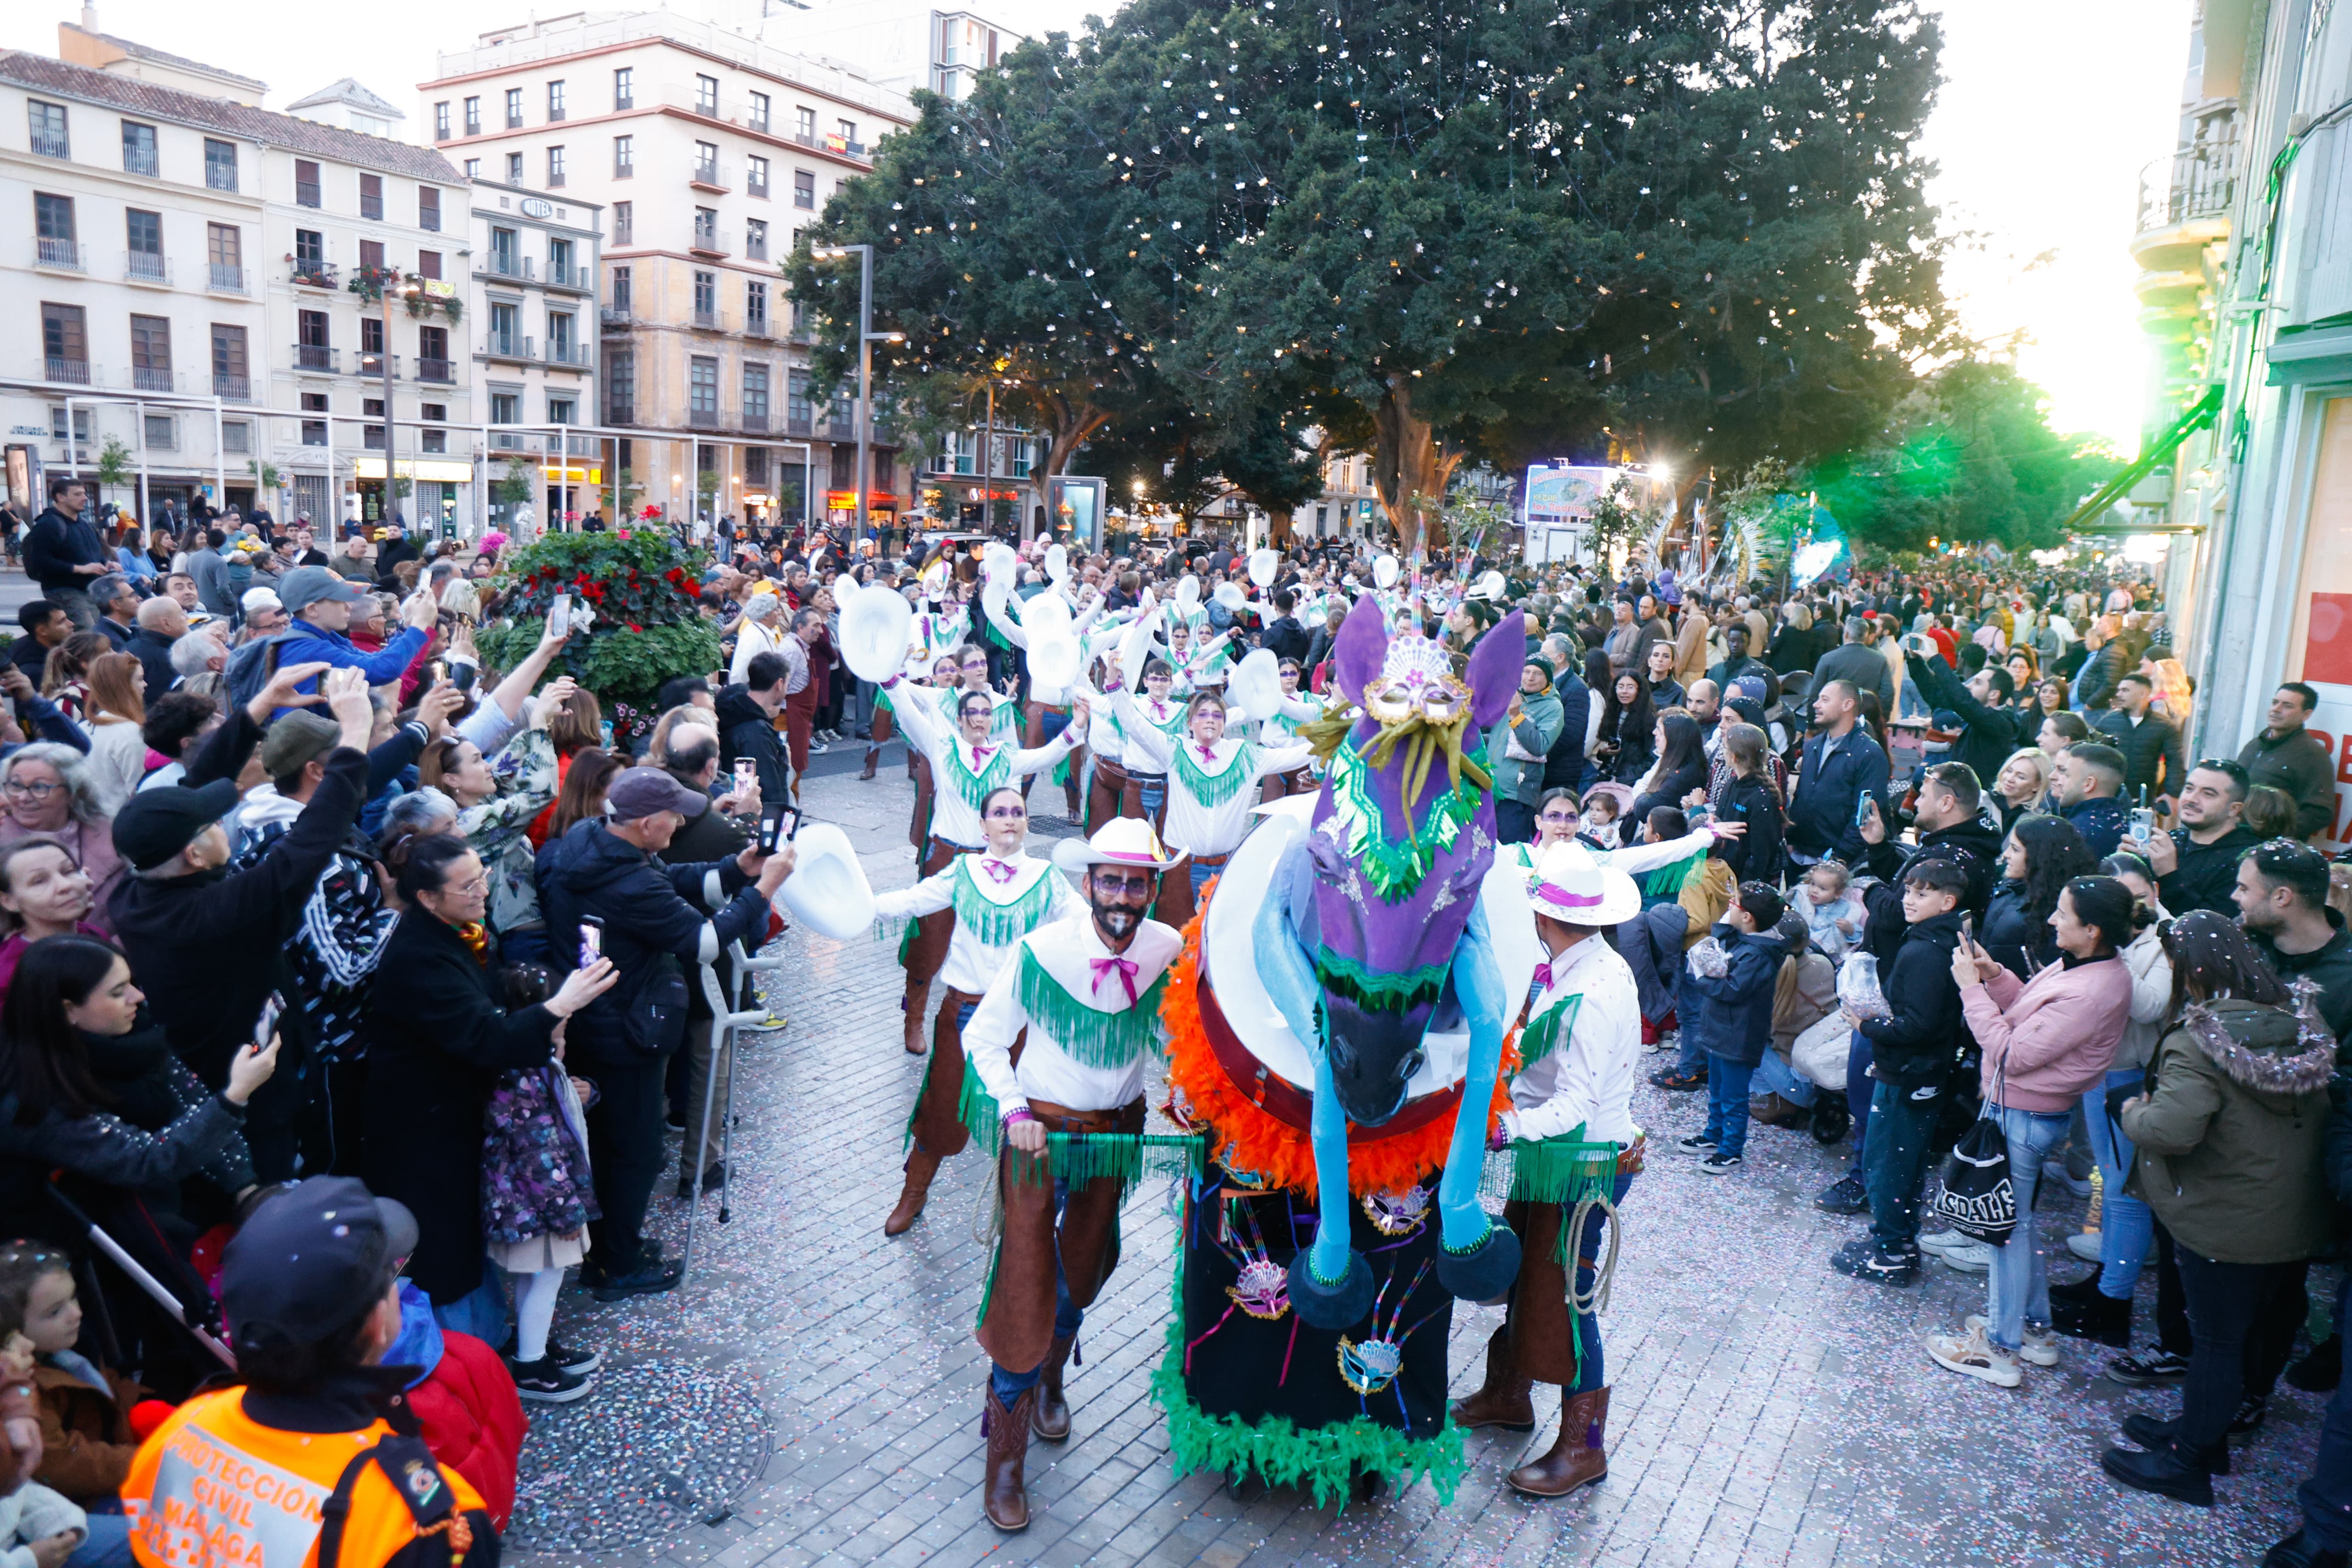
[{"left": 225, "top": 630, "right": 301, "bottom": 709}]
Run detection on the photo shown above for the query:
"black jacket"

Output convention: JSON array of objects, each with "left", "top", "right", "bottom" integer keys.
[
  {"left": 1708, "top": 772, "right": 1786, "bottom": 887},
  {"left": 126, "top": 627, "right": 181, "bottom": 698},
  {"left": 373, "top": 536, "right": 420, "bottom": 585},
  {"left": 1261, "top": 615, "right": 1311, "bottom": 665},
  {"left": 2240, "top": 726, "right": 2338, "bottom": 840},
  {"left": 23, "top": 506, "right": 106, "bottom": 595},
  {"left": 535, "top": 818, "right": 771, "bottom": 1067},
  {"left": 1856, "top": 909, "right": 1968, "bottom": 1089},
  {"left": 2159, "top": 823, "right": 2259, "bottom": 917},
  {"left": 7, "top": 634, "right": 54, "bottom": 688},
  {"left": 2250, "top": 911, "right": 2352, "bottom": 1049},
  {"left": 714, "top": 685, "right": 789, "bottom": 801},
  {"left": 1906, "top": 652, "right": 2019, "bottom": 792},
  {"left": 2092, "top": 708, "right": 2188, "bottom": 804},
  {"left": 362, "top": 911, "right": 559, "bottom": 1304},
  {"left": 1684, "top": 923, "right": 1786, "bottom": 1066},
  {"left": 1788, "top": 726, "right": 1890, "bottom": 863},
  {"left": 1857, "top": 815, "right": 2002, "bottom": 965},
  {"left": 2074, "top": 640, "right": 2126, "bottom": 714},
  {"left": 1542, "top": 679, "right": 1592, "bottom": 792},
  {"left": 1981, "top": 878, "right": 2059, "bottom": 982}
]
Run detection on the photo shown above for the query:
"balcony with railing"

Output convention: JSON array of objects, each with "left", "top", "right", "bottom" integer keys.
[
  {"left": 44, "top": 357, "right": 91, "bottom": 385},
  {"left": 744, "top": 314, "right": 771, "bottom": 339},
  {"left": 290, "top": 258, "right": 338, "bottom": 289},
  {"left": 689, "top": 226, "right": 729, "bottom": 260},
  {"left": 30, "top": 126, "right": 68, "bottom": 159},
  {"left": 209, "top": 263, "right": 249, "bottom": 295},
  {"left": 124, "top": 251, "right": 170, "bottom": 285},
  {"left": 2133, "top": 114, "right": 2240, "bottom": 279},
  {"left": 479, "top": 252, "right": 531, "bottom": 281},
  {"left": 214, "top": 374, "right": 252, "bottom": 401},
  {"left": 123, "top": 146, "right": 157, "bottom": 177},
  {"left": 485, "top": 334, "right": 536, "bottom": 362},
  {"left": 295, "top": 177, "right": 321, "bottom": 208},
  {"left": 543, "top": 261, "right": 591, "bottom": 291},
  {"left": 547, "top": 340, "right": 592, "bottom": 367},
  {"left": 34, "top": 238, "right": 85, "bottom": 272},
  {"left": 357, "top": 351, "right": 398, "bottom": 379},
  {"left": 132, "top": 366, "right": 176, "bottom": 393},
  {"left": 600, "top": 304, "right": 633, "bottom": 328},
  {"left": 690, "top": 160, "right": 730, "bottom": 193},
  {"left": 293, "top": 344, "right": 337, "bottom": 372},
  {"left": 688, "top": 406, "right": 720, "bottom": 430},
  {"left": 786, "top": 409, "right": 812, "bottom": 436},
  {"left": 742, "top": 410, "right": 769, "bottom": 433},
  {"left": 692, "top": 307, "right": 721, "bottom": 330},
  {"left": 414, "top": 357, "right": 455, "bottom": 384}
]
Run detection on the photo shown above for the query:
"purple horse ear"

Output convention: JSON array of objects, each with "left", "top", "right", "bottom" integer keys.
[
  {"left": 1332, "top": 594, "right": 1390, "bottom": 708},
  {"left": 1468, "top": 612, "right": 1527, "bottom": 730}
]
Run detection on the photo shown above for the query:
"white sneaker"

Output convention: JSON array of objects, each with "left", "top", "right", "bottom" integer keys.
[
  {"left": 1940, "top": 1240, "right": 1995, "bottom": 1275},
  {"left": 1926, "top": 1323, "right": 2022, "bottom": 1388},
  {"left": 2066, "top": 1230, "right": 2103, "bottom": 1263},
  {"left": 1965, "top": 1315, "right": 2060, "bottom": 1367}
]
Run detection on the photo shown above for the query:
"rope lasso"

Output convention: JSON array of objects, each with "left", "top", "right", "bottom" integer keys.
[{"left": 1566, "top": 1193, "right": 1622, "bottom": 1319}]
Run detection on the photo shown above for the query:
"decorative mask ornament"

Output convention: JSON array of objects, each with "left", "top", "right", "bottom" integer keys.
[
  {"left": 1360, "top": 1185, "right": 1432, "bottom": 1237},
  {"left": 1363, "top": 635, "right": 1465, "bottom": 728}
]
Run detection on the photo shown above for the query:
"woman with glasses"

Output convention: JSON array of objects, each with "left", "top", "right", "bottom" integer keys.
[
  {"left": 870, "top": 785, "right": 1085, "bottom": 1238},
  {"left": 0, "top": 745, "right": 122, "bottom": 936},
  {"left": 361, "top": 832, "right": 616, "bottom": 1381}
]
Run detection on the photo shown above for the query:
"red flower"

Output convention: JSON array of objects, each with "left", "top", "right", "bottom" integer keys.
[{"left": 628, "top": 622, "right": 643, "bottom": 633}]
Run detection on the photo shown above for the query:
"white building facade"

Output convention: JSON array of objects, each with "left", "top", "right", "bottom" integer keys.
[{"left": 468, "top": 177, "right": 604, "bottom": 532}]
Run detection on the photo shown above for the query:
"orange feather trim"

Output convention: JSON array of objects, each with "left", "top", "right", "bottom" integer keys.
[{"left": 1159, "top": 885, "right": 1518, "bottom": 1200}]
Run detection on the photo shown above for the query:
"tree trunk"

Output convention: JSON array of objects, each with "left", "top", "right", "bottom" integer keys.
[
  {"left": 1036, "top": 387, "right": 1112, "bottom": 480},
  {"left": 1370, "top": 375, "right": 1462, "bottom": 557}
]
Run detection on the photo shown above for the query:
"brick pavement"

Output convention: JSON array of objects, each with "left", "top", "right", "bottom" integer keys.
[{"left": 514, "top": 761, "right": 2336, "bottom": 1568}]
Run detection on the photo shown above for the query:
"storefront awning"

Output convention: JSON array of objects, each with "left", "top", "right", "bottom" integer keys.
[
  {"left": 2267, "top": 313, "right": 2352, "bottom": 385},
  {"left": 2060, "top": 385, "right": 2223, "bottom": 533}
]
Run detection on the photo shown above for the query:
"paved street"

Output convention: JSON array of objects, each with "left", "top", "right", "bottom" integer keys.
[{"left": 508, "top": 760, "right": 2333, "bottom": 1568}]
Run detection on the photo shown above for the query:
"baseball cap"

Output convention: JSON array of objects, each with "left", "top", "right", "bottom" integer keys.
[
  {"left": 241, "top": 586, "right": 284, "bottom": 614},
  {"left": 279, "top": 565, "right": 368, "bottom": 616},
  {"left": 110, "top": 778, "right": 240, "bottom": 872},
  {"left": 606, "top": 766, "right": 710, "bottom": 823},
  {"left": 260, "top": 711, "right": 341, "bottom": 780},
  {"left": 221, "top": 1178, "right": 418, "bottom": 1356}
]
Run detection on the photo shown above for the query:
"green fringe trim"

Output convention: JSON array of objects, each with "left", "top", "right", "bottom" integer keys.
[
  {"left": 942, "top": 740, "right": 1013, "bottom": 814},
  {"left": 1173, "top": 741, "right": 1260, "bottom": 808},
  {"left": 1316, "top": 947, "right": 1449, "bottom": 1012},
  {"left": 895, "top": 919, "right": 916, "bottom": 964},
  {"left": 1015, "top": 947, "right": 1168, "bottom": 1069},
  {"left": 950, "top": 860, "right": 1057, "bottom": 947},
  {"left": 1151, "top": 1254, "right": 1467, "bottom": 1509},
  {"left": 873, "top": 687, "right": 895, "bottom": 717},
  {"left": 1321, "top": 733, "right": 1488, "bottom": 903},
  {"left": 1516, "top": 994, "right": 1584, "bottom": 1073},
  {"left": 959, "top": 1056, "right": 1003, "bottom": 1155},
  {"left": 1643, "top": 852, "right": 1706, "bottom": 899},
  {"left": 991, "top": 700, "right": 1021, "bottom": 739},
  {"left": 1497, "top": 1134, "right": 1621, "bottom": 1206},
  {"left": 1006, "top": 1132, "right": 1203, "bottom": 1189}
]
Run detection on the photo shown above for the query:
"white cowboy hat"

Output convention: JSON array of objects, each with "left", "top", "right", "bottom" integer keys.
[
  {"left": 776, "top": 823, "right": 876, "bottom": 940},
  {"left": 1524, "top": 842, "right": 1640, "bottom": 927},
  {"left": 837, "top": 579, "right": 915, "bottom": 684},
  {"left": 1052, "top": 817, "right": 1191, "bottom": 876},
  {"left": 1212, "top": 580, "right": 1246, "bottom": 611},
  {"left": 1045, "top": 543, "right": 1070, "bottom": 586},
  {"left": 1173, "top": 574, "right": 1203, "bottom": 614},
  {"left": 1028, "top": 625, "right": 1081, "bottom": 690},
  {"left": 1373, "top": 554, "right": 1400, "bottom": 589},
  {"left": 1227, "top": 647, "right": 1285, "bottom": 724},
  {"left": 1248, "top": 547, "right": 1279, "bottom": 588}
]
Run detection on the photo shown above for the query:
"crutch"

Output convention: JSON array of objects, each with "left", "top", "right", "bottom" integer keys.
[
  {"left": 45, "top": 1183, "right": 234, "bottom": 1368},
  {"left": 678, "top": 939, "right": 787, "bottom": 1285}
]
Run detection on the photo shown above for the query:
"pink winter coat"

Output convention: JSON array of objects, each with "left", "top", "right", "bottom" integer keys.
[{"left": 1960, "top": 954, "right": 2134, "bottom": 1114}]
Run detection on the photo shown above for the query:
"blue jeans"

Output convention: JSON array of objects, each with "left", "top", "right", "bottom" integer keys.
[
  {"left": 2299, "top": 1274, "right": 2352, "bottom": 1550},
  {"left": 1191, "top": 859, "right": 1214, "bottom": 898},
  {"left": 2083, "top": 1068, "right": 2152, "bottom": 1300},
  {"left": 989, "top": 1178, "right": 1086, "bottom": 1402},
  {"left": 1863, "top": 1078, "right": 1944, "bottom": 1253},
  {"left": 67, "top": 1511, "right": 133, "bottom": 1568},
  {"left": 1846, "top": 1031, "right": 1875, "bottom": 1168},
  {"left": 1753, "top": 1051, "right": 1817, "bottom": 1109},
  {"left": 1672, "top": 967, "right": 1709, "bottom": 1076},
  {"left": 1702, "top": 1058, "right": 1757, "bottom": 1157},
  {"left": 1985, "top": 1105, "right": 2073, "bottom": 1353},
  {"left": 1571, "top": 1171, "right": 1638, "bottom": 1393}
]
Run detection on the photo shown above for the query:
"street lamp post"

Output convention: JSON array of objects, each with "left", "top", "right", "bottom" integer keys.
[{"left": 810, "top": 243, "right": 904, "bottom": 543}]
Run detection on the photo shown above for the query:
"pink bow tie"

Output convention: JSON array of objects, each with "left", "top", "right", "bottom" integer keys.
[
  {"left": 1195, "top": 743, "right": 1219, "bottom": 763},
  {"left": 1090, "top": 955, "right": 1139, "bottom": 1005},
  {"left": 969, "top": 742, "right": 995, "bottom": 761},
  {"left": 980, "top": 858, "right": 1018, "bottom": 884},
  {"left": 1531, "top": 962, "right": 1552, "bottom": 993}
]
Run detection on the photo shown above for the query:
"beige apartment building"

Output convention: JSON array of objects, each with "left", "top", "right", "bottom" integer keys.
[{"left": 421, "top": 11, "right": 914, "bottom": 532}]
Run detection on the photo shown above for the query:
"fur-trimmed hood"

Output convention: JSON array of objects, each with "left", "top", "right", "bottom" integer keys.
[{"left": 2180, "top": 986, "right": 2339, "bottom": 1100}]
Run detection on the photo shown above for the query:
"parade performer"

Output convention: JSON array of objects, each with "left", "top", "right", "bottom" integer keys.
[
  {"left": 1153, "top": 599, "right": 1543, "bottom": 1505},
  {"left": 1254, "top": 657, "right": 1320, "bottom": 802},
  {"left": 874, "top": 652, "right": 962, "bottom": 849},
  {"left": 963, "top": 820, "right": 1188, "bottom": 1532},
  {"left": 861, "top": 561, "right": 967, "bottom": 781},
  {"left": 1452, "top": 842, "right": 1644, "bottom": 1496},
  {"left": 979, "top": 560, "right": 1104, "bottom": 825},
  {"left": 882, "top": 677, "right": 1086, "bottom": 1056},
  {"left": 1114, "top": 687, "right": 1312, "bottom": 933},
  {"left": 873, "top": 784, "right": 1081, "bottom": 1235}
]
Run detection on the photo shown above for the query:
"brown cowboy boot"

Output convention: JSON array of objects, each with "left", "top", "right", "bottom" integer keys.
[
  {"left": 902, "top": 980, "right": 931, "bottom": 1055},
  {"left": 883, "top": 1150, "right": 943, "bottom": 1237},
  {"left": 1032, "top": 1334, "right": 1076, "bottom": 1442},
  {"left": 1508, "top": 1387, "right": 1611, "bottom": 1497},
  {"left": 982, "top": 1384, "right": 1035, "bottom": 1531},
  {"left": 859, "top": 748, "right": 877, "bottom": 781},
  {"left": 1450, "top": 1333, "right": 1535, "bottom": 1431}
]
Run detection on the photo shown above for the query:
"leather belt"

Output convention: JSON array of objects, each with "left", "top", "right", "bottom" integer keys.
[
  {"left": 1025, "top": 1097, "right": 1145, "bottom": 1134},
  {"left": 1191, "top": 852, "right": 1232, "bottom": 869},
  {"left": 1195, "top": 974, "right": 1464, "bottom": 1143},
  {"left": 928, "top": 833, "right": 984, "bottom": 856}
]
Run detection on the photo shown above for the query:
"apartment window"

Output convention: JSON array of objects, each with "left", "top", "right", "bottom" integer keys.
[
  {"left": 746, "top": 447, "right": 769, "bottom": 487},
  {"left": 489, "top": 227, "right": 518, "bottom": 274},
  {"left": 837, "top": 119, "right": 857, "bottom": 146},
  {"left": 613, "top": 67, "right": 633, "bottom": 111},
  {"left": 212, "top": 324, "right": 249, "bottom": 398},
  {"left": 548, "top": 238, "right": 573, "bottom": 286},
  {"left": 204, "top": 138, "right": 237, "bottom": 192},
  {"left": 301, "top": 391, "right": 328, "bottom": 446},
  {"left": 463, "top": 96, "right": 481, "bottom": 135},
  {"left": 130, "top": 315, "right": 172, "bottom": 391},
  {"left": 795, "top": 106, "right": 815, "bottom": 140},
  {"left": 505, "top": 152, "right": 523, "bottom": 184},
  {"left": 125, "top": 209, "right": 162, "bottom": 278},
  {"left": 34, "top": 194, "right": 76, "bottom": 268},
  {"left": 547, "top": 79, "right": 566, "bottom": 121},
  {"left": 548, "top": 312, "right": 576, "bottom": 361},
  {"left": 743, "top": 362, "right": 769, "bottom": 421},
  {"left": 793, "top": 169, "right": 815, "bottom": 209},
  {"left": 417, "top": 325, "right": 449, "bottom": 380},
  {"left": 608, "top": 349, "right": 633, "bottom": 422},
  {"left": 418, "top": 185, "right": 441, "bottom": 232},
  {"left": 120, "top": 120, "right": 156, "bottom": 176},
  {"left": 28, "top": 102, "right": 67, "bottom": 159},
  {"left": 489, "top": 301, "right": 519, "bottom": 354},
  {"left": 695, "top": 74, "right": 718, "bottom": 116},
  {"left": 51, "top": 407, "right": 92, "bottom": 443},
  {"left": 694, "top": 140, "right": 718, "bottom": 183},
  {"left": 746, "top": 219, "right": 768, "bottom": 261},
  {"left": 689, "top": 356, "right": 718, "bottom": 418},
  {"left": 693, "top": 269, "right": 717, "bottom": 322},
  {"left": 358, "top": 239, "right": 385, "bottom": 272},
  {"left": 360, "top": 317, "right": 384, "bottom": 355},
  {"left": 612, "top": 200, "right": 632, "bottom": 245},
  {"left": 746, "top": 279, "right": 769, "bottom": 334},
  {"left": 613, "top": 134, "right": 633, "bottom": 178},
  {"left": 503, "top": 87, "right": 523, "bottom": 129},
  {"left": 747, "top": 154, "right": 769, "bottom": 198},
  {"left": 359, "top": 173, "right": 383, "bottom": 221},
  {"left": 299, "top": 308, "right": 330, "bottom": 347},
  {"left": 433, "top": 101, "right": 450, "bottom": 141},
  {"left": 548, "top": 395, "right": 576, "bottom": 425},
  {"left": 294, "top": 228, "right": 324, "bottom": 265},
  {"left": 546, "top": 146, "right": 566, "bottom": 187},
  {"left": 143, "top": 415, "right": 175, "bottom": 451},
  {"left": 611, "top": 265, "right": 631, "bottom": 314},
  {"left": 491, "top": 392, "right": 520, "bottom": 425},
  {"left": 693, "top": 208, "right": 718, "bottom": 249},
  {"left": 294, "top": 158, "right": 321, "bottom": 207},
  {"left": 748, "top": 91, "right": 771, "bottom": 132},
  {"left": 787, "top": 367, "right": 811, "bottom": 427},
  {"left": 222, "top": 420, "right": 250, "bottom": 454},
  {"left": 207, "top": 222, "right": 242, "bottom": 291},
  {"left": 464, "top": 158, "right": 480, "bottom": 179},
  {"left": 417, "top": 249, "right": 441, "bottom": 280}
]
